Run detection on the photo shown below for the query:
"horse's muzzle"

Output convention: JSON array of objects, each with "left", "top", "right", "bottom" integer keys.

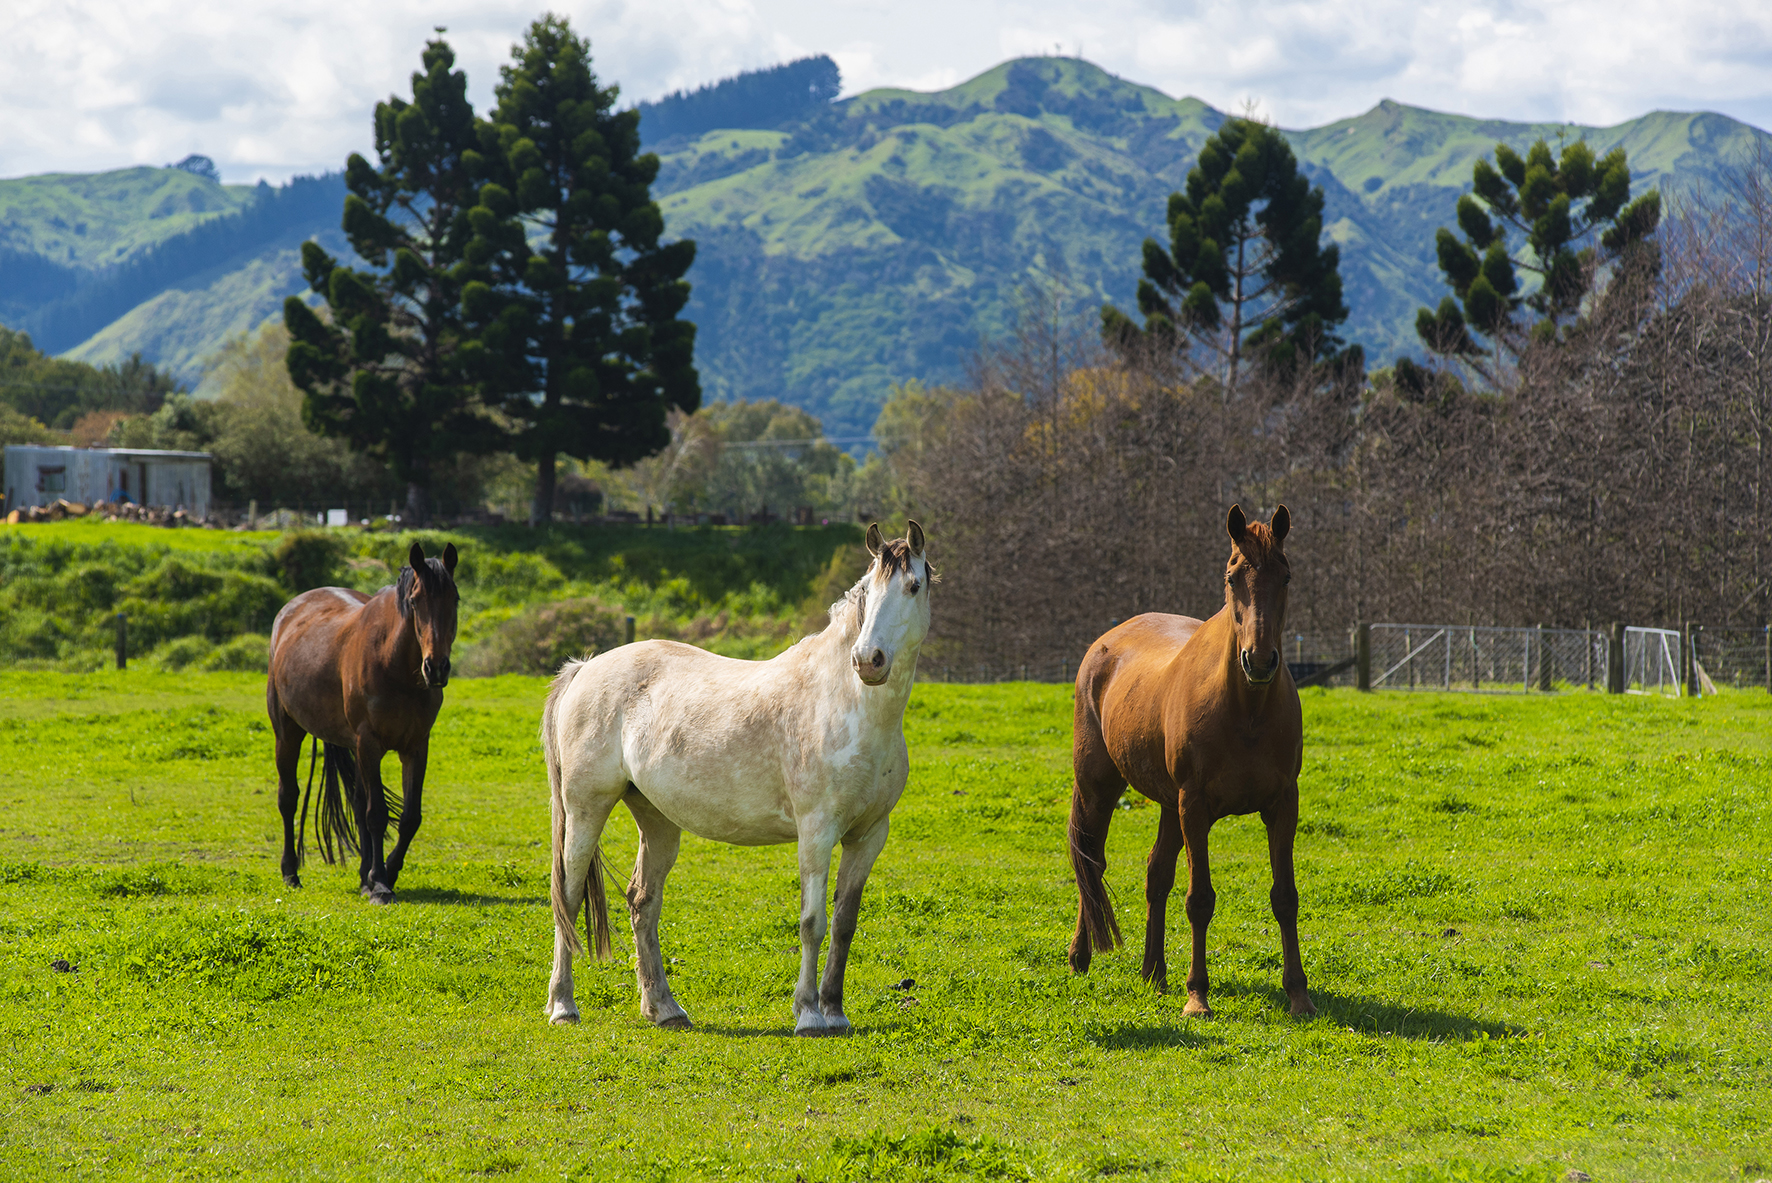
[
  {"left": 852, "top": 647, "right": 890, "bottom": 686},
  {"left": 1240, "top": 647, "right": 1280, "bottom": 685},
  {"left": 423, "top": 655, "right": 451, "bottom": 688}
]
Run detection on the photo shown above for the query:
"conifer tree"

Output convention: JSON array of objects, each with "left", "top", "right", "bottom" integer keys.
[
  {"left": 465, "top": 16, "right": 699, "bottom": 524},
  {"left": 1101, "top": 118, "right": 1350, "bottom": 389},
  {"left": 1416, "top": 137, "right": 1661, "bottom": 379},
  {"left": 282, "top": 32, "right": 497, "bottom": 524}
]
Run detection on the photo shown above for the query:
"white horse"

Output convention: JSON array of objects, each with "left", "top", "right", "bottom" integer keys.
[{"left": 542, "top": 521, "right": 933, "bottom": 1034}]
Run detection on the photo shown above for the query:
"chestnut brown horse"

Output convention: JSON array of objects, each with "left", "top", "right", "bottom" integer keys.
[
  {"left": 267, "top": 541, "right": 459, "bottom": 903},
  {"left": 1067, "top": 505, "right": 1315, "bottom": 1017}
]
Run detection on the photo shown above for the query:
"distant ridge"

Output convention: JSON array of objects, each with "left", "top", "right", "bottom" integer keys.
[
  {"left": 2, "top": 57, "right": 1767, "bottom": 428},
  {"left": 637, "top": 56, "right": 841, "bottom": 147}
]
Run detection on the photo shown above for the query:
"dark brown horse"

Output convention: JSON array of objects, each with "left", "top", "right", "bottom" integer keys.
[
  {"left": 267, "top": 542, "right": 459, "bottom": 903},
  {"left": 1067, "top": 505, "right": 1314, "bottom": 1017}
]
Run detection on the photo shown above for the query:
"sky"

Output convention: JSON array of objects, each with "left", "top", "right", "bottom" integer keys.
[{"left": 4, "top": 0, "right": 1770, "bottom": 184}]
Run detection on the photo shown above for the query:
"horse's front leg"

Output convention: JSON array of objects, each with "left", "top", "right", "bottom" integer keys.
[
  {"left": 354, "top": 730, "right": 394, "bottom": 904},
  {"left": 792, "top": 821, "right": 840, "bottom": 1036},
  {"left": 1142, "top": 803, "right": 1184, "bottom": 991},
  {"left": 1181, "top": 806, "right": 1216, "bottom": 1017},
  {"left": 818, "top": 816, "right": 891, "bottom": 1033},
  {"left": 382, "top": 742, "right": 427, "bottom": 889},
  {"left": 1263, "top": 789, "right": 1316, "bottom": 1017}
]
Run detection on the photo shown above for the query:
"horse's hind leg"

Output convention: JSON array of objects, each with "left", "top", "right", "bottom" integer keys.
[
  {"left": 1263, "top": 791, "right": 1316, "bottom": 1017},
  {"left": 547, "top": 782, "right": 621, "bottom": 1025},
  {"left": 818, "top": 815, "right": 892, "bottom": 1033},
  {"left": 269, "top": 690, "right": 307, "bottom": 889},
  {"left": 1141, "top": 804, "right": 1184, "bottom": 990},
  {"left": 622, "top": 790, "right": 691, "bottom": 1029}
]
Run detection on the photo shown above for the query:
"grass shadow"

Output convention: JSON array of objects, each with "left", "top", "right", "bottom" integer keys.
[
  {"left": 1086, "top": 1022, "right": 1221, "bottom": 1050},
  {"left": 397, "top": 887, "right": 548, "bottom": 907},
  {"left": 1309, "top": 990, "right": 1525, "bottom": 1040}
]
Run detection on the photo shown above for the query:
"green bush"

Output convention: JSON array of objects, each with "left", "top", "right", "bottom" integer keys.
[
  {"left": 274, "top": 530, "right": 348, "bottom": 592},
  {"left": 150, "top": 636, "right": 214, "bottom": 671},
  {"left": 458, "top": 598, "right": 628, "bottom": 676},
  {"left": 202, "top": 633, "right": 270, "bottom": 673}
]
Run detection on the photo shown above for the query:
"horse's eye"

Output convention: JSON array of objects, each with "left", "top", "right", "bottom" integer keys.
[
  {"left": 908, "top": 581, "right": 920, "bottom": 596},
  {"left": 1284, "top": 573, "right": 1291, "bottom": 585}
]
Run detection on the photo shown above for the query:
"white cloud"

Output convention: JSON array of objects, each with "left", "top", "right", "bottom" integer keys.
[{"left": 1, "top": 0, "right": 1767, "bottom": 183}]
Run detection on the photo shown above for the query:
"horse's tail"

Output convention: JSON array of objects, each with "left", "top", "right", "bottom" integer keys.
[
  {"left": 1068, "top": 780, "right": 1124, "bottom": 957},
  {"left": 545, "top": 659, "right": 611, "bottom": 961},
  {"left": 316, "top": 743, "right": 361, "bottom": 864}
]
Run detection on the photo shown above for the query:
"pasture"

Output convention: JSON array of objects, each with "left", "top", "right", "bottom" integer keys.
[{"left": 1, "top": 672, "right": 1768, "bottom": 1181}]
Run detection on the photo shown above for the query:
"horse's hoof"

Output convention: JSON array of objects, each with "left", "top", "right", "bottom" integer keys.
[
  {"left": 548, "top": 1008, "right": 580, "bottom": 1026},
  {"left": 820, "top": 1014, "right": 852, "bottom": 1036},
  {"left": 365, "top": 887, "right": 395, "bottom": 906},
  {"left": 794, "top": 1013, "right": 831, "bottom": 1037},
  {"left": 282, "top": 874, "right": 302, "bottom": 889},
  {"left": 656, "top": 1014, "right": 694, "bottom": 1031},
  {"left": 1289, "top": 993, "right": 1317, "bottom": 1018},
  {"left": 1182, "top": 995, "right": 1213, "bottom": 1018}
]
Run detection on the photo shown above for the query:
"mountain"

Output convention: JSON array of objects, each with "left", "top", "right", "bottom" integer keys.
[{"left": 1, "top": 57, "right": 1767, "bottom": 435}]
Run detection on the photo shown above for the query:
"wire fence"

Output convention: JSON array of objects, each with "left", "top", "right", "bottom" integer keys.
[
  {"left": 922, "top": 621, "right": 1771, "bottom": 696},
  {"left": 1691, "top": 625, "right": 1772, "bottom": 692},
  {"left": 1369, "top": 624, "right": 1609, "bottom": 693}
]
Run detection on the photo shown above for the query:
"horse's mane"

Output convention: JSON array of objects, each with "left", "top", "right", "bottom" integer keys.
[{"left": 396, "top": 557, "right": 457, "bottom": 619}]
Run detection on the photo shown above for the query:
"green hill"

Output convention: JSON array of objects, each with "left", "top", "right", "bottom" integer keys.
[{"left": 2, "top": 57, "right": 1767, "bottom": 434}]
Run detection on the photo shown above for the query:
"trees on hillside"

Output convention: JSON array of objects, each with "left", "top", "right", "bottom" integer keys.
[
  {"left": 283, "top": 33, "right": 497, "bottom": 525},
  {"left": 467, "top": 15, "right": 699, "bottom": 525},
  {"left": 1416, "top": 137, "right": 1661, "bottom": 380},
  {"left": 1101, "top": 118, "right": 1350, "bottom": 389}
]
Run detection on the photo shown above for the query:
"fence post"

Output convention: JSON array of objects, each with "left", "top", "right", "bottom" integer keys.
[
  {"left": 1536, "top": 624, "right": 1551, "bottom": 691},
  {"left": 1765, "top": 625, "right": 1770, "bottom": 695},
  {"left": 114, "top": 613, "right": 127, "bottom": 671},
  {"left": 1356, "top": 623, "right": 1371, "bottom": 692},
  {"left": 624, "top": 616, "right": 636, "bottom": 647},
  {"left": 1607, "top": 623, "right": 1625, "bottom": 694},
  {"left": 1683, "top": 622, "right": 1697, "bottom": 698}
]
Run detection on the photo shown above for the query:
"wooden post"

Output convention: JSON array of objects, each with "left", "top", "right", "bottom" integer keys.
[
  {"left": 114, "top": 613, "right": 127, "bottom": 670},
  {"left": 624, "top": 616, "right": 636, "bottom": 647},
  {"left": 1683, "top": 622, "right": 1697, "bottom": 698},
  {"left": 1356, "top": 623, "right": 1371, "bottom": 691},
  {"left": 247, "top": 498, "right": 257, "bottom": 530},
  {"left": 1765, "top": 625, "right": 1770, "bottom": 695},
  {"left": 1536, "top": 625, "right": 1552, "bottom": 691},
  {"left": 1607, "top": 623, "right": 1625, "bottom": 693}
]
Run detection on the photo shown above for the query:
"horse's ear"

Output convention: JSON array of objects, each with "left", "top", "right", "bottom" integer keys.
[
  {"left": 1271, "top": 505, "right": 1290, "bottom": 545},
  {"left": 1226, "top": 505, "right": 1247, "bottom": 544},
  {"left": 442, "top": 542, "right": 458, "bottom": 574},
  {"left": 906, "top": 520, "right": 925, "bottom": 557},
  {"left": 408, "top": 541, "right": 426, "bottom": 571},
  {"left": 865, "top": 523, "right": 884, "bottom": 557}
]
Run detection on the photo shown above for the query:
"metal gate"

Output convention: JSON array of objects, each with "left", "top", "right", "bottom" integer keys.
[
  {"left": 1622, "top": 627, "right": 1682, "bottom": 696},
  {"left": 1368, "top": 625, "right": 1608, "bottom": 693}
]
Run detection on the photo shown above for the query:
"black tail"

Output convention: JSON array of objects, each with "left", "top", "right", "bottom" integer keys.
[
  {"left": 1069, "top": 783, "right": 1124, "bottom": 958},
  {"left": 301, "top": 742, "right": 399, "bottom": 865}
]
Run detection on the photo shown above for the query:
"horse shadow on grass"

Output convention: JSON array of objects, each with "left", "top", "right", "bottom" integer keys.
[
  {"left": 395, "top": 886, "right": 548, "bottom": 907},
  {"left": 1212, "top": 978, "right": 1523, "bottom": 1040}
]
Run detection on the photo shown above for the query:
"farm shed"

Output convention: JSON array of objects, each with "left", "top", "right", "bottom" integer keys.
[{"left": 2, "top": 446, "right": 213, "bottom": 515}]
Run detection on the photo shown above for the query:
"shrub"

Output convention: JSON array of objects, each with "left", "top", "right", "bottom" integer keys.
[
  {"left": 459, "top": 598, "right": 628, "bottom": 676},
  {"left": 151, "top": 636, "right": 214, "bottom": 671},
  {"left": 202, "top": 633, "right": 270, "bottom": 672},
  {"left": 274, "top": 530, "right": 348, "bottom": 592}
]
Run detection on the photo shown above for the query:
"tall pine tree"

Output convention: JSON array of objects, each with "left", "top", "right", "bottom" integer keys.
[
  {"left": 465, "top": 15, "right": 699, "bottom": 523},
  {"left": 283, "top": 32, "right": 497, "bottom": 524},
  {"left": 1102, "top": 118, "right": 1349, "bottom": 389},
  {"left": 1415, "top": 137, "right": 1661, "bottom": 380}
]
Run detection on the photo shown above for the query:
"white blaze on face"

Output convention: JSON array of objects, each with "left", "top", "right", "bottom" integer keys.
[{"left": 851, "top": 554, "right": 928, "bottom": 686}]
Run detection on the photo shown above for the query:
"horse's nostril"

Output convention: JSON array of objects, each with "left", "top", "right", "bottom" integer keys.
[{"left": 871, "top": 649, "right": 885, "bottom": 669}]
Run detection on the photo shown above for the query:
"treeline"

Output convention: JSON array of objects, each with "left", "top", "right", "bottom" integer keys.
[
  {"left": 4, "top": 174, "right": 346, "bottom": 354},
  {"left": 637, "top": 56, "right": 840, "bottom": 146},
  {"left": 870, "top": 152, "right": 1772, "bottom": 668}
]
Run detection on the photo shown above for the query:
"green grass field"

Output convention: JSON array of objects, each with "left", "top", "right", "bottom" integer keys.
[{"left": 2, "top": 673, "right": 1769, "bottom": 1181}]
